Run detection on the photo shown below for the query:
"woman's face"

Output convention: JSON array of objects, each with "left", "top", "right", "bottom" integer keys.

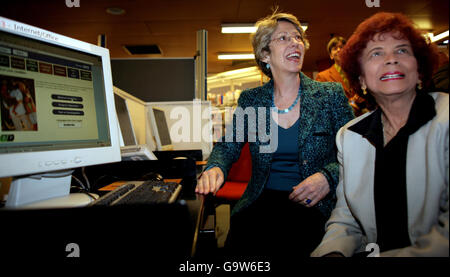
[
  {"left": 262, "top": 21, "right": 305, "bottom": 76},
  {"left": 359, "top": 32, "right": 419, "bottom": 100}
]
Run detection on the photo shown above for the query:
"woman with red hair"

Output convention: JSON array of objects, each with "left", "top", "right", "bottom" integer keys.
[{"left": 311, "top": 12, "right": 449, "bottom": 257}]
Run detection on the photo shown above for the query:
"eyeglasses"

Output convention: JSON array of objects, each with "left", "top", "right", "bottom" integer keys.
[{"left": 271, "top": 33, "right": 303, "bottom": 44}]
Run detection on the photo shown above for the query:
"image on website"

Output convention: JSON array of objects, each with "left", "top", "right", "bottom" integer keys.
[{"left": 1, "top": 75, "right": 37, "bottom": 132}]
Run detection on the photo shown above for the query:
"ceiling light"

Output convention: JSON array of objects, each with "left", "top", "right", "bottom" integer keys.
[
  {"left": 221, "top": 24, "right": 257, "bottom": 34},
  {"left": 218, "top": 67, "right": 259, "bottom": 77},
  {"left": 443, "top": 40, "right": 449, "bottom": 44},
  {"left": 300, "top": 23, "right": 308, "bottom": 32},
  {"left": 428, "top": 30, "right": 449, "bottom": 42},
  {"left": 221, "top": 23, "right": 308, "bottom": 34},
  {"left": 218, "top": 53, "right": 255, "bottom": 60}
]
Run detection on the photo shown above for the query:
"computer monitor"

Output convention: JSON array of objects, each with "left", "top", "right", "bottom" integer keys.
[
  {"left": 0, "top": 17, "right": 121, "bottom": 207},
  {"left": 114, "top": 93, "right": 137, "bottom": 146},
  {"left": 146, "top": 101, "right": 213, "bottom": 160},
  {"left": 148, "top": 107, "right": 173, "bottom": 151}
]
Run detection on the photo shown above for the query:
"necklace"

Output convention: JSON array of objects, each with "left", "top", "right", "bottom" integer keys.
[{"left": 272, "top": 85, "right": 301, "bottom": 114}]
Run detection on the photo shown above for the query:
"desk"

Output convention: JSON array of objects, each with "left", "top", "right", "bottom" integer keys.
[
  {"left": 0, "top": 159, "right": 209, "bottom": 267},
  {"left": 82, "top": 159, "right": 206, "bottom": 259},
  {"left": 96, "top": 180, "right": 206, "bottom": 258}
]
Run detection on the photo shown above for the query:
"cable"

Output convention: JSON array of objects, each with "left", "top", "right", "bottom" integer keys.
[
  {"left": 71, "top": 174, "right": 87, "bottom": 191},
  {"left": 70, "top": 186, "right": 99, "bottom": 201},
  {"left": 71, "top": 175, "right": 99, "bottom": 201},
  {"left": 81, "top": 167, "right": 91, "bottom": 191}
]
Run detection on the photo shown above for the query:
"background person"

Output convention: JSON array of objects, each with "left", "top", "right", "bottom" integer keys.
[
  {"left": 311, "top": 12, "right": 449, "bottom": 257},
  {"left": 316, "top": 36, "right": 369, "bottom": 116},
  {"left": 196, "top": 11, "right": 354, "bottom": 257}
]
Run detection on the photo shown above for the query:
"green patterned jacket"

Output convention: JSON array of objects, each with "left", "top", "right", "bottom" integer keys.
[{"left": 207, "top": 72, "right": 354, "bottom": 219}]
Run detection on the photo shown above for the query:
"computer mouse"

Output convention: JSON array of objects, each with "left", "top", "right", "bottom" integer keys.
[{"left": 141, "top": 172, "right": 163, "bottom": 181}]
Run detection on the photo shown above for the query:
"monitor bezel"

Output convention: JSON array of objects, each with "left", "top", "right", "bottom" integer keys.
[{"left": 0, "top": 16, "right": 121, "bottom": 178}]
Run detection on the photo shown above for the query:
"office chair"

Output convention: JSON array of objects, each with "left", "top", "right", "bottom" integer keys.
[
  {"left": 212, "top": 143, "right": 251, "bottom": 249},
  {"left": 215, "top": 142, "right": 251, "bottom": 200}
]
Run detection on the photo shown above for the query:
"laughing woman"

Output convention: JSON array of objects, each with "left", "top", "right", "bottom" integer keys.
[
  {"left": 312, "top": 12, "right": 449, "bottom": 257},
  {"left": 195, "top": 12, "right": 354, "bottom": 257}
]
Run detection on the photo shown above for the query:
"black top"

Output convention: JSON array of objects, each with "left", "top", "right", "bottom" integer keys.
[{"left": 348, "top": 92, "right": 436, "bottom": 252}]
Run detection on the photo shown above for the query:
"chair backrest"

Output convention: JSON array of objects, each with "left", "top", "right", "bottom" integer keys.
[{"left": 226, "top": 143, "right": 251, "bottom": 182}]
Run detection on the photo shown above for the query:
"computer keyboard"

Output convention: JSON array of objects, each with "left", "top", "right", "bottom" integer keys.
[{"left": 91, "top": 180, "right": 181, "bottom": 206}]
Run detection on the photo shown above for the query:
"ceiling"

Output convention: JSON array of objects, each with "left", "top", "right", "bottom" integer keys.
[{"left": 1, "top": 0, "right": 448, "bottom": 75}]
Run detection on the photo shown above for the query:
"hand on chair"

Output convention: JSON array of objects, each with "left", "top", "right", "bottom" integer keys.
[{"left": 195, "top": 167, "right": 225, "bottom": 195}]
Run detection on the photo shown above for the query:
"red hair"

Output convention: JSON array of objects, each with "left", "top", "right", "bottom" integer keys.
[{"left": 340, "top": 12, "right": 439, "bottom": 103}]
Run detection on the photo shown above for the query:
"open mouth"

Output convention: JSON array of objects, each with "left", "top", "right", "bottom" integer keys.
[
  {"left": 286, "top": 52, "right": 301, "bottom": 61},
  {"left": 380, "top": 72, "right": 405, "bottom": 81}
]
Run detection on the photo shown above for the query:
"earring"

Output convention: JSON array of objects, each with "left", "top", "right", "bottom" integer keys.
[
  {"left": 417, "top": 79, "right": 423, "bottom": 90},
  {"left": 266, "top": 63, "right": 270, "bottom": 70},
  {"left": 362, "top": 87, "right": 367, "bottom": 95}
]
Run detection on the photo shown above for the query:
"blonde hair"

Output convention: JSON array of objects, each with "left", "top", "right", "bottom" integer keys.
[{"left": 251, "top": 12, "right": 309, "bottom": 78}]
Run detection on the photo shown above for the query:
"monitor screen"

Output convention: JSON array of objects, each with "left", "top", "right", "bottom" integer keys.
[
  {"left": 0, "top": 17, "right": 120, "bottom": 207},
  {"left": 149, "top": 107, "right": 173, "bottom": 151},
  {"left": 114, "top": 93, "right": 137, "bottom": 146},
  {"left": 0, "top": 31, "right": 112, "bottom": 153}
]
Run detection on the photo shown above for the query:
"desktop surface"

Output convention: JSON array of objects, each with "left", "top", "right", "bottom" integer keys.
[
  {"left": 0, "top": 158, "right": 206, "bottom": 267},
  {"left": 0, "top": 204, "right": 194, "bottom": 264}
]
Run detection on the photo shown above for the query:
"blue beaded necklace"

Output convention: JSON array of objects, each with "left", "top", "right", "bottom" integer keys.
[{"left": 272, "top": 82, "right": 302, "bottom": 114}]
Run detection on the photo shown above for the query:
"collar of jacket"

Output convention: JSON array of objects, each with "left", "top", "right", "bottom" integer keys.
[{"left": 348, "top": 92, "right": 436, "bottom": 146}]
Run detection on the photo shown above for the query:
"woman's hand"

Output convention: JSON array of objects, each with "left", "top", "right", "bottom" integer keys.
[
  {"left": 195, "top": 167, "right": 225, "bottom": 195},
  {"left": 289, "top": 172, "right": 330, "bottom": 207}
]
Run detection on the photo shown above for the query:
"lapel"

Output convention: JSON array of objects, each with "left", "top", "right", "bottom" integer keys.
[
  {"left": 297, "top": 73, "right": 321, "bottom": 151},
  {"left": 255, "top": 79, "right": 275, "bottom": 142}
]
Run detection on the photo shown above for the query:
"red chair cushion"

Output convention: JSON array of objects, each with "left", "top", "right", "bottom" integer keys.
[
  {"left": 226, "top": 143, "right": 251, "bottom": 182},
  {"left": 216, "top": 143, "right": 251, "bottom": 200},
  {"left": 215, "top": 181, "right": 248, "bottom": 200}
]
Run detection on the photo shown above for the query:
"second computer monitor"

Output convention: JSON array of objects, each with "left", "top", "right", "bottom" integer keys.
[
  {"left": 114, "top": 93, "right": 138, "bottom": 146},
  {"left": 148, "top": 107, "right": 173, "bottom": 151}
]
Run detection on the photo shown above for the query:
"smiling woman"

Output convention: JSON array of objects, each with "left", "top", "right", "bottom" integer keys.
[
  {"left": 312, "top": 12, "right": 449, "bottom": 257},
  {"left": 359, "top": 33, "right": 420, "bottom": 108},
  {"left": 196, "top": 11, "right": 354, "bottom": 258},
  {"left": 340, "top": 12, "right": 439, "bottom": 108}
]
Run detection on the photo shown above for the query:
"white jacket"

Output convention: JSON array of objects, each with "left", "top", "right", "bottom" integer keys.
[{"left": 311, "top": 92, "right": 449, "bottom": 257}]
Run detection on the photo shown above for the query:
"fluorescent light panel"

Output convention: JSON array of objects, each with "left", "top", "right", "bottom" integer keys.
[
  {"left": 221, "top": 24, "right": 256, "bottom": 34},
  {"left": 221, "top": 23, "right": 308, "bottom": 34},
  {"left": 218, "top": 53, "right": 255, "bottom": 60},
  {"left": 428, "top": 30, "right": 449, "bottom": 42}
]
